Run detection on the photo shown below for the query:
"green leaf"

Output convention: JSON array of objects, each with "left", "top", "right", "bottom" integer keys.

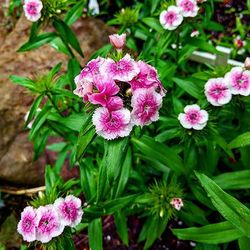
[
  {"left": 195, "top": 172, "right": 250, "bottom": 237},
  {"left": 132, "top": 135, "right": 185, "bottom": 175},
  {"left": 50, "top": 37, "right": 72, "bottom": 56},
  {"left": 18, "top": 32, "right": 57, "bottom": 52},
  {"left": 172, "top": 221, "right": 243, "bottom": 244},
  {"left": 88, "top": 218, "right": 103, "bottom": 250},
  {"left": 228, "top": 132, "right": 250, "bottom": 149},
  {"left": 238, "top": 236, "right": 250, "bottom": 250},
  {"left": 142, "top": 17, "right": 162, "bottom": 32},
  {"left": 213, "top": 170, "right": 250, "bottom": 190},
  {"left": 53, "top": 19, "right": 84, "bottom": 57},
  {"left": 10, "top": 75, "right": 37, "bottom": 92},
  {"left": 172, "top": 77, "right": 201, "bottom": 99},
  {"left": 114, "top": 212, "right": 129, "bottom": 246},
  {"left": 24, "top": 95, "right": 43, "bottom": 128},
  {"left": 186, "top": 38, "right": 218, "bottom": 54},
  {"left": 64, "top": 1, "right": 85, "bottom": 26}
]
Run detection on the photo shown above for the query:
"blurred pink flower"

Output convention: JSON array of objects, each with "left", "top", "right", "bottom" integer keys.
[
  {"left": 178, "top": 104, "right": 208, "bottom": 130},
  {"left": 224, "top": 67, "right": 250, "bottom": 96},
  {"left": 92, "top": 107, "right": 133, "bottom": 140},
  {"left": 23, "top": 0, "right": 43, "bottom": 22},
  {"left": 205, "top": 78, "right": 232, "bottom": 106},
  {"left": 100, "top": 54, "right": 140, "bottom": 82},
  {"left": 244, "top": 57, "right": 250, "bottom": 70},
  {"left": 17, "top": 206, "right": 38, "bottom": 242},
  {"left": 177, "top": 0, "right": 199, "bottom": 17},
  {"left": 190, "top": 29, "right": 200, "bottom": 37},
  {"left": 54, "top": 195, "right": 83, "bottom": 227},
  {"left": 160, "top": 6, "right": 183, "bottom": 30},
  {"left": 170, "top": 198, "right": 184, "bottom": 211},
  {"left": 109, "top": 33, "right": 126, "bottom": 50},
  {"left": 36, "top": 205, "right": 64, "bottom": 243},
  {"left": 234, "top": 36, "right": 246, "bottom": 49},
  {"left": 131, "top": 88, "right": 162, "bottom": 126},
  {"left": 73, "top": 77, "right": 93, "bottom": 102}
]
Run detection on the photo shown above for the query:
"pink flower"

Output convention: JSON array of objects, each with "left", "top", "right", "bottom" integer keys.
[
  {"left": 190, "top": 29, "right": 200, "bottom": 37},
  {"left": 178, "top": 104, "right": 208, "bottom": 130},
  {"left": 23, "top": 0, "right": 43, "bottom": 22},
  {"left": 17, "top": 206, "right": 38, "bottom": 242},
  {"left": 129, "top": 61, "right": 165, "bottom": 96},
  {"left": 54, "top": 195, "right": 83, "bottom": 227},
  {"left": 170, "top": 198, "right": 184, "bottom": 211},
  {"left": 78, "top": 57, "right": 105, "bottom": 82},
  {"left": 224, "top": 67, "right": 250, "bottom": 96},
  {"left": 92, "top": 107, "right": 133, "bottom": 140},
  {"left": 205, "top": 78, "right": 232, "bottom": 106},
  {"left": 36, "top": 205, "right": 64, "bottom": 243},
  {"left": 73, "top": 76, "right": 93, "bottom": 102},
  {"left": 100, "top": 54, "right": 140, "bottom": 82},
  {"left": 88, "top": 78, "right": 123, "bottom": 110},
  {"left": 131, "top": 88, "right": 163, "bottom": 126},
  {"left": 177, "top": 0, "right": 199, "bottom": 17},
  {"left": 160, "top": 6, "right": 183, "bottom": 30},
  {"left": 109, "top": 33, "right": 126, "bottom": 50}
]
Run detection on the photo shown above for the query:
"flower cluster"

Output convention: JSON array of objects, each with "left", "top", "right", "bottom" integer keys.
[
  {"left": 74, "top": 34, "right": 165, "bottom": 140},
  {"left": 205, "top": 66, "right": 250, "bottom": 106},
  {"left": 23, "top": 0, "right": 43, "bottom": 22},
  {"left": 160, "top": 0, "right": 199, "bottom": 30},
  {"left": 17, "top": 195, "right": 83, "bottom": 243}
]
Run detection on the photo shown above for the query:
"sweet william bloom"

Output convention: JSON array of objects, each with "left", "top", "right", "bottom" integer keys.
[
  {"left": 88, "top": 78, "right": 123, "bottom": 110},
  {"left": 92, "top": 107, "right": 133, "bottom": 140},
  {"left": 100, "top": 54, "right": 140, "bottom": 82},
  {"left": 73, "top": 77, "right": 93, "bottom": 102},
  {"left": 109, "top": 33, "right": 126, "bottom": 50},
  {"left": 54, "top": 195, "right": 83, "bottom": 227},
  {"left": 178, "top": 104, "right": 208, "bottom": 130},
  {"left": 159, "top": 6, "right": 183, "bottom": 30},
  {"left": 205, "top": 78, "right": 232, "bottom": 106},
  {"left": 224, "top": 67, "right": 250, "bottom": 96},
  {"left": 36, "top": 205, "right": 64, "bottom": 243},
  {"left": 234, "top": 36, "right": 246, "bottom": 49},
  {"left": 23, "top": 0, "right": 43, "bottom": 22},
  {"left": 170, "top": 198, "right": 184, "bottom": 211},
  {"left": 131, "top": 88, "right": 163, "bottom": 126},
  {"left": 190, "top": 29, "right": 200, "bottom": 37},
  {"left": 17, "top": 206, "right": 38, "bottom": 242},
  {"left": 177, "top": 0, "right": 199, "bottom": 17},
  {"left": 129, "top": 61, "right": 165, "bottom": 96}
]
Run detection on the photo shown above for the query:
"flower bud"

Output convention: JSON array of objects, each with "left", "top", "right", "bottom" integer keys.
[{"left": 109, "top": 33, "right": 126, "bottom": 50}]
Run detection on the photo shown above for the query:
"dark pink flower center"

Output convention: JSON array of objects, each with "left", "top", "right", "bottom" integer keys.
[
  {"left": 165, "top": 11, "right": 177, "bottom": 25},
  {"left": 38, "top": 213, "right": 58, "bottom": 233},
  {"left": 22, "top": 216, "right": 35, "bottom": 233},
  {"left": 233, "top": 73, "right": 249, "bottom": 90},
  {"left": 185, "top": 110, "right": 201, "bottom": 124},
  {"left": 62, "top": 202, "right": 78, "bottom": 221},
  {"left": 27, "top": 3, "right": 38, "bottom": 15},
  {"left": 208, "top": 84, "right": 227, "bottom": 100},
  {"left": 181, "top": 0, "right": 194, "bottom": 12}
]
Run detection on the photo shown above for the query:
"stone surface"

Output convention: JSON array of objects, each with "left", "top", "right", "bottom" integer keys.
[{"left": 0, "top": 13, "right": 114, "bottom": 186}]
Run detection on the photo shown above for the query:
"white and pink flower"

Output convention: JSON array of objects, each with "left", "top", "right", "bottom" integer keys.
[
  {"left": 129, "top": 61, "right": 164, "bottom": 95},
  {"left": 131, "top": 88, "right": 163, "bottom": 126},
  {"left": 177, "top": 0, "right": 199, "bottom": 17},
  {"left": 23, "top": 0, "right": 43, "bottom": 22},
  {"left": 170, "top": 198, "right": 184, "bottom": 211},
  {"left": 234, "top": 36, "right": 246, "bottom": 49},
  {"left": 35, "top": 205, "right": 64, "bottom": 243},
  {"left": 100, "top": 54, "right": 140, "bottom": 82},
  {"left": 73, "top": 77, "right": 93, "bottom": 102},
  {"left": 159, "top": 6, "right": 183, "bottom": 30},
  {"left": 17, "top": 206, "right": 38, "bottom": 242},
  {"left": 204, "top": 78, "right": 232, "bottom": 106},
  {"left": 178, "top": 104, "right": 208, "bottom": 130},
  {"left": 54, "top": 195, "right": 83, "bottom": 227},
  {"left": 109, "top": 33, "right": 126, "bottom": 51},
  {"left": 224, "top": 67, "right": 250, "bottom": 96},
  {"left": 92, "top": 107, "right": 133, "bottom": 140}
]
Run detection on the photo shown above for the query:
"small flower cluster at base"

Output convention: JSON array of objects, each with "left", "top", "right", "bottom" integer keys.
[
  {"left": 73, "top": 34, "right": 165, "bottom": 140},
  {"left": 170, "top": 198, "right": 184, "bottom": 211},
  {"left": 159, "top": 0, "right": 199, "bottom": 30},
  {"left": 178, "top": 104, "right": 208, "bottom": 130},
  {"left": 17, "top": 195, "right": 83, "bottom": 244},
  {"left": 23, "top": 0, "right": 43, "bottom": 22},
  {"left": 205, "top": 64, "right": 250, "bottom": 106}
]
